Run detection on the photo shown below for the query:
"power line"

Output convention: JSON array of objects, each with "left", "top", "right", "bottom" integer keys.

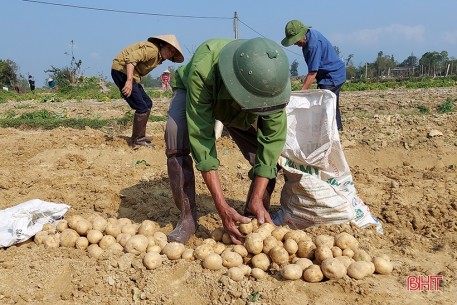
[{"left": 20, "top": 0, "right": 232, "bottom": 19}]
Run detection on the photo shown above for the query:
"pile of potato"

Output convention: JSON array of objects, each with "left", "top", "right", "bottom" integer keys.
[{"left": 34, "top": 215, "right": 393, "bottom": 283}]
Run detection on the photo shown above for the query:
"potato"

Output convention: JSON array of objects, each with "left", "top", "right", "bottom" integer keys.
[
  {"left": 269, "top": 246, "right": 289, "bottom": 265},
  {"left": 71, "top": 218, "right": 92, "bottom": 236},
  {"left": 67, "top": 215, "right": 84, "bottom": 230},
  {"left": 296, "top": 239, "right": 316, "bottom": 259},
  {"left": 335, "top": 256, "right": 354, "bottom": 269},
  {"left": 251, "top": 267, "right": 267, "bottom": 280},
  {"left": 153, "top": 231, "right": 167, "bottom": 244},
  {"left": 104, "top": 223, "right": 122, "bottom": 238},
  {"left": 121, "top": 223, "right": 139, "bottom": 236},
  {"left": 292, "top": 257, "right": 313, "bottom": 271},
  {"left": 227, "top": 267, "right": 245, "bottom": 282},
  {"left": 244, "top": 233, "right": 264, "bottom": 255},
  {"left": 221, "top": 232, "right": 232, "bottom": 245},
  {"left": 211, "top": 227, "right": 225, "bottom": 242},
  {"left": 99, "top": 235, "right": 117, "bottom": 250},
  {"left": 256, "top": 223, "right": 276, "bottom": 234},
  {"left": 271, "top": 226, "right": 290, "bottom": 241},
  {"left": 87, "top": 244, "right": 104, "bottom": 259},
  {"left": 331, "top": 246, "right": 343, "bottom": 257},
  {"left": 117, "top": 218, "right": 132, "bottom": 227},
  {"left": 232, "top": 244, "right": 248, "bottom": 257},
  {"left": 221, "top": 251, "right": 243, "bottom": 268},
  {"left": 143, "top": 252, "right": 162, "bottom": 269},
  {"left": 284, "top": 230, "right": 310, "bottom": 243},
  {"left": 213, "top": 242, "right": 226, "bottom": 255},
  {"left": 124, "top": 235, "right": 149, "bottom": 254},
  {"left": 238, "top": 221, "right": 253, "bottom": 235},
  {"left": 115, "top": 232, "right": 132, "bottom": 247},
  {"left": 60, "top": 228, "right": 80, "bottom": 248},
  {"left": 202, "top": 253, "right": 223, "bottom": 270},
  {"left": 281, "top": 264, "right": 303, "bottom": 280},
  {"left": 91, "top": 216, "right": 107, "bottom": 232},
  {"left": 147, "top": 245, "right": 162, "bottom": 253},
  {"left": 239, "top": 264, "right": 252, "bottom": 276},
  {"left": 315, "top": 247, "right": 333, "bottom": 264},
  {"left": 320, "top": 258, "right": 347, "bottom": 280},
  {"left": 353, "top": 249, "right": 371, "bottom": 262},
  {"left": 372, "top": 257, "right": 393, "bottom": 275},
  {"left": 250, "top": 219, "right": 259, "bottom": 231},
  {"left": 194, "top": 244, "right": 214, "bottom": 260},
  {"left": 43, "top": 235, "right": 60, "bottom": 249},
  {"left": 87, "top": 229, "right": 104, "bottom": 244},
  {"left": 283, "top": 238, "right": 298, "bottom": 255},
  {"left": 263, "top": 236, "right": 279, "bottom": 254},
  {"left": 251, "top": 253, "right": 271, "bottom": 271},
  {"left": 181, "top": 249, "right": 195, "bottom": 261},
  {"left": 315, "top": 235, "right": 335, "bottom": 248},
  {"left": 75, "top": 237, "right": 89, "bottom": 250},
  {"left": 335, "top": 232, "right": 359, "bottom": 250},
  {"left": 342, "top": 248, "right": 354, "bottom": 258},
  {"left": 162, "top": 242, "right": 186, "bottom": 260},
  {"left": 42, "top": 223, "right": 56, "bottom": 234},
  {"left": 34, "top": 231, "right": 49, "bottom": 245},
  {"left": 55, "top": 220, "right": 68, "bottom": 232},
  {"left": 138, "top": 220, "right": 158, "bottom": 236},
  {"left": 303, "top": 265, "right": 324, "bottom": 283},
  {"left": 347, "top": 261, "right": 374, "bottom": 279}
]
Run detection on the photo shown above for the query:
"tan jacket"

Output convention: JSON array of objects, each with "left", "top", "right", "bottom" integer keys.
[{"left": 112, "top": 41, "right": 163, "bottom": 83}]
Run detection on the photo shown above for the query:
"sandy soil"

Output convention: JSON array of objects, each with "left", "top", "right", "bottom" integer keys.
[{"left": 0, "top": 87, "right": 456, "bottom": 305}]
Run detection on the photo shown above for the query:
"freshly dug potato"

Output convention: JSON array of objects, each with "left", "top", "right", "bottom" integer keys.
[
  {"left": 284, "top": 230, "right": 309, "bottom": 243},
  {"left": 292, "top": 257, "right": 313, "bottom": 271},
  {"left": 42, "top": 223, "right": 56, "bottom": 234},
  {"left": 181, "top": 249, "right": 195, "bottom": 261},
  {"left": 221, "top": 232, "right": 232, "bottom": 245},
  {"left": 211, "top": 227, "right": 225, "bottom": 242},
  {"left": 353, "top": 249, "right": 371, "bottom": 262},
  {"left": 60, "top": 228, "right": 80, "bottom": 248},
  {"left": 227, "top": 267, "right": 245, "bottom": 282},
  {"left": 67, "top": 215, "right": 84, "bottom": 230},
  {"left": 153, "top": 231, "right": 167, "bottom": 244},
  {"left": 251, "top": 267, "right": 267, "bottom": 280},
  {"left": 271, "top": 226, "right": 290, "bottom": 241},
  {"left": 138, "top": 220, "right": 158, "bottom": 236},
  {"left": 55, "top": 220, "right": 68, "bottom": 232},
  {"left": 315, "top": 235, "right": 335, "bottom": 248},
  {"left": 320, "top": 258, "right": 347, "bottom": 280},
  {"left": 104, "top": 223, "right": 122, "bottom": 238},
  {"left": 221, "top": 251, "right": 243, "bottom": 268},
  {"left": 116, "top": 233, "right": 132, "bottom": 247},
  {"left": 121, "top": 223, "right": 139, "bottom": 236},
  {"left": 283, "top": 238, "right": 298, "bottom": 255},
  {"left": 251, "top": 253, "right": 271, "bottom": 271},
  {"left": 147, "top": 245, "right": 162, "bottom": 253},
  {"left": 34, "top": 231, "right": 49, "bottom": 245},
  {"left": 263, "top": 236, "right": 279, "bottom": 254},
  {"left": 99, "top": 235, "right": 117, "bottom": 250},
  {"left": 43, "top": 235, "right": 60, "bottom": 249},
  {"left": 143, "top": 252, "right": 163, "bottom": 269},
  {"left": 194, "top": 244, "right": 214, "bottom": 260},
  {"left": 238, "top": 221, "right": 253, "bottom": 235},
  {"left": 239, "top": 264, "right": 251, "bottom": 276},
  {"left": 75, "top": 237, "right": 89, "bottom": 250},
  {"left": 162, "top": 242, "right": 186, "bottom": 260},
  {"left": 213, "top": 242, "right": 226, "bottom": 255},
  {"left": 124, "top": 235, "right": 149, "bottom": 254},
  {"left": 315, "top": 246, "right": 333, "bottom": 264},
  {"left": 303, "top": 265, "right": 324, "bottom": 283},
  {"left": 372, "top": 257, "right": 393, "bottom": 275},
  {"left": 232, "top": 245, "right": 248, "bottom": 257},
  {"left": 244, "top": 233, "right": 264, "bottom": 255},
  {"left": 87, "top": 229, "right": 104, "bottom": 244},
  {"left": 91, "top": 216, "right": 107, "bottom": 232},
  {"left": 342, "top": 248, "right": 354, "bottom": 258},
  {"left": 296, "top": 239, "right": 316, "bottom": 259},
  {"left": 269, "top": 246, "right": 289, "bottom": 265},
  {"left": 117, "top": 218, "right": 132, "bottom": 227},
  {"left": 202, "top": 253, "right": 223, "bottom": 270},
  {"left": 335, "top": 232, "right": 359, "bottom": 250},
  {"left": 331, "top": 246, "right": 343, "bottom": 257},
  {"left": 335, "top": 255, "right": 354, "bottom": 269},
  {"left": 281, "top": 264, "right": 303, "bottom": 280},
  {"left": 70, "top": 218, "right": 92, "bottom": 236},
  {"left": 347, "top": 261, "right": 374, "bottom": 279},
  {"left": 87, "top": 244, "right": 104, "bottom": 259}
]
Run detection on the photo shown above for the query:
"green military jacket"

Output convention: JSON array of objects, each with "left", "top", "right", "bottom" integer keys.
[
  {"left": 112, "top": 41, "right": 163, "bottom": 83},
  {"left": 174, "top": 39, "right": 287, "bottom": 179}
]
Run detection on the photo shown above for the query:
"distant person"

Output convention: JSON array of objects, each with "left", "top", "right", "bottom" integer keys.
[
  {"left": 47, "top": 77, "right": 57, "bottom": 89},
  {"left": 281, "top": 20, "right": 346, "bottom": 131},
  {"left": 160, "top": 69, "right": 172, "bottom": 91},
  {"left": 28, "top": 75, "right": 35, "bottom": 91},
  {"left": 111, "top": 35, "right": 184, "bottom": 148},
  {"left": 165, "top": 37, "right": 291, "bottom": 244}
]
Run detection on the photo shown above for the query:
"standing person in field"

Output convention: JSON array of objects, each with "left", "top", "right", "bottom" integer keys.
[
  {"left": 111, "top": 35, "right": 184, "bottom": 148},
  {"left": 28, "top": 75, "right": 35, "bottom": 91},
  {"left": 160, "top": 69, "right": 172, "bottom": 91},
  {"left": 165, "top": 37, "right": 291, "bottom": 244},
  {"left": 282, "top": 20, "right": 346, "bottom": 131}
]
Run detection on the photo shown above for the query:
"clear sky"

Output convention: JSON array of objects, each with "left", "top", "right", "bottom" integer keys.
[{"left": 2, "top": 0, "right": 457, "bottom": 87}]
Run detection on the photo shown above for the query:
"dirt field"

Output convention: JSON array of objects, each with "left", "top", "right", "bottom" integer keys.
[{"left": 0, "top": 87, "right": 456, "bottom": 305}]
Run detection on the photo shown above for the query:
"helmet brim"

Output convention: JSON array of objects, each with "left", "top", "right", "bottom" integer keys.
[{"left": 219, "top": 40, "right": 291, "bottom": 115}]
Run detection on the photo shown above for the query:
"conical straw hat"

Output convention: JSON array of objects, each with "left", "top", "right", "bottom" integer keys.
[{"left": 148, "top": 34, "right": 184, "bottom": 63}]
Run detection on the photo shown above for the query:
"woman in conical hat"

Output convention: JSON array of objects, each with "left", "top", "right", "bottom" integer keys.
[{"left": 111, "top": 34, "right": 184, "bottom": 148}]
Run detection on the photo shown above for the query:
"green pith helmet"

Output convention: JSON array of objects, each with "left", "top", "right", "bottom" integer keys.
[
  {"left": 219, "top": 37, "right": 291, "bottom": 115},
  {"left": 281, "top": 20, "right": 312, "bottom": 47}
]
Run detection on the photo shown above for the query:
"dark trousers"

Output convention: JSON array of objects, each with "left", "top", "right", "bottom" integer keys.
[
  {"left": 319, "top": 83, "right": 344, "bottom": 131},
  {"left": 111, "top": 69, "right": 152, "bottom": 113}
]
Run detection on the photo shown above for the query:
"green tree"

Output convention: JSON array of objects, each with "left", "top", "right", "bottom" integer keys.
[
  {"left": 290, "top": 59, "right": 299, "bottom": 77},
  {"left": 0, "top": 59, "right": 19, "bottom": 87},
  {"left": 374, "top": 51, "right": 396, "bottom": 78},
  {"left": 45, "top": 40, "right": 83, "bottom": 90}
]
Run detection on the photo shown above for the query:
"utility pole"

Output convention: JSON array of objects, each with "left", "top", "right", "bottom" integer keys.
[{"left": 233, "top": 11, "right": 239, "bottom": 39}]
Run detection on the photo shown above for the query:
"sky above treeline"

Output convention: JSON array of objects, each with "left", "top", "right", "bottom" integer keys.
[{"left": 3, "top": 0, "right": 457, "bottom": 86}]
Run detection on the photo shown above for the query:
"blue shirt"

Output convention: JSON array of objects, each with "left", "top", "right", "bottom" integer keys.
[{"left": 302, "top": 29, "right": 346, "bottom": 86}]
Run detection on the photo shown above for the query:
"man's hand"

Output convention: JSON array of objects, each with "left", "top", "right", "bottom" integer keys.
[{"left": 245, "top": 176, "right": 274, "bottom": 225}]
